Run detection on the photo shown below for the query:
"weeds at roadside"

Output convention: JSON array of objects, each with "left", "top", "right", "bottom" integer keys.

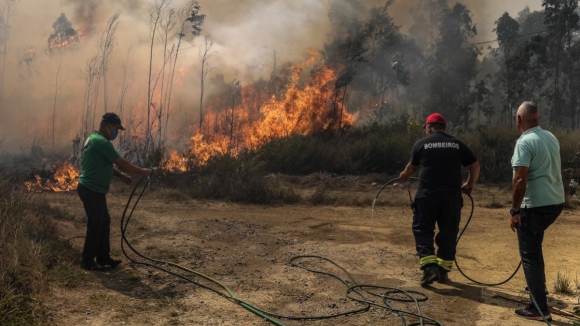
[
  {"left": 0, "top": 285, "right": 36, "bottom": 326},
  {"left": 554, "top": 270, "right": 574, "bottom": 295},
  {"left": 48, "top": 261, "right": 88, "bottom": 288},
  {"left": 308, "top": 184, "right": 331, "bottom": 205},
  {"left": 484, "top": 195, "right": 505, "bottom": 208}
]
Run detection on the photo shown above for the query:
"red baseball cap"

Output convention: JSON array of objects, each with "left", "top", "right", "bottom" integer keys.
[{"left": 423, "top": 113, "right": 446, "bottom": 129}]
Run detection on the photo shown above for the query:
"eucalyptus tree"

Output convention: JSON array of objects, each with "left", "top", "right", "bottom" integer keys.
[
  {"left": 0, "top": 0, "right": 18, "bottom": 107},
  {"left": 81, "top": 55, "right": 101, "bottom": 140},
  {"left": 171, "top": 0, "right": 205, "bottom": 130},
  {"left": 146, "top": 0, "right": 171, "bottom": 155},
  {"left": 542, "top": 0, "right": 579, "bottom": 126},
  {"left": 425, "top": 3, "right": 479, "bottom": 129},
  {"left": 494, "top": 12, "right": 520, "bottom": 127},
  {"left": 47, "top": 13, "right": 78, "bottom": 153},
  {"left": 408, "top": 0, "right": 448, "bottom": 51},
  {"left": 198, "top": 35, "right": 216, "bottom": 130},
  {"left": 97, "top": 11, "right": 120, "bottom": 114}
]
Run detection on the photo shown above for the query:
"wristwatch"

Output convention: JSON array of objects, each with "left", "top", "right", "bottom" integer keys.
[{"left": 510, "top": 209, "right": 520, "bottom": 216}]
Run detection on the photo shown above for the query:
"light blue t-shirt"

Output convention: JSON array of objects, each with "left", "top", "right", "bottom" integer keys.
[{"left": 511, "top": 126, "right": 565, "bottom": 208}]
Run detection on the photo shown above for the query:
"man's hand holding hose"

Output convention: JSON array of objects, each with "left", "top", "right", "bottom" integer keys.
[
  {"left": 399, "top": 162, "right": 419, "bottom": 182},
  {"left": 113, "top": 158, "right": 153, "bottom": 184}
]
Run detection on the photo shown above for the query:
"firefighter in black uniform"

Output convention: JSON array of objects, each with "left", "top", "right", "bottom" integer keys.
[{"left": 399, "top": 113, "right": 480, "bottom": 286}]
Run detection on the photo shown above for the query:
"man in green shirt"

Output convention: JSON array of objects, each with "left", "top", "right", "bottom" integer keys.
[
  {"left": 510, "top": 101, "right": 565, "bottom": 322},
  {"left": 78, "top": 113, "right": 151, "bottom": 271}
]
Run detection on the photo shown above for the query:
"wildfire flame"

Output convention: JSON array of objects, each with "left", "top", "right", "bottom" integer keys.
[
  {"left": 25, "top": 162, "right": 79, "bottom": 192},
  {"left": 174, "top": 66, "right": 188, "bottom": 86},
  {"left": 48, "top": 30, "right": 83, "bottom": 52},
  {"left": 163, "top": 134, "right": 226, "bottom": 172},
  {"left": 162, "top": 50, "right": 356, "bottom": 170}
]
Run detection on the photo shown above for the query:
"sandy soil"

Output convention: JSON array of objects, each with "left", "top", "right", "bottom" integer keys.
[{"left": 38, "top": 177, "right": 580, "bottom": 326}]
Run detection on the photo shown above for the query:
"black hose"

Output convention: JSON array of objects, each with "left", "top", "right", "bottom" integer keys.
[
  {"left": 371, "top": 177, "right": 521, "bottom": 287},
  {"left": 119, "top": 171, "right": 286, "bottom": 325},
  {"left": 119, "top": 173, "right": 447, "bottom": 325},
  {"left": 373, "top": 178, "right": 552, "bottom": 325}
]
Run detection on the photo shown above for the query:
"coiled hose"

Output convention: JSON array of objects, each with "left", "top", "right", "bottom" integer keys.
[
  {"left": 119, "top": 173, "right": 449, "bottom": 326},
  {"left": 371, "top": 177, "right": 553, "bottom": 325}
]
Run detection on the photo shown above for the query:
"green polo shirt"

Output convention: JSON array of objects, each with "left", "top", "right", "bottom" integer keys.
[
  {"left": 511, "top": 126, "right": 564, "bottom": 208},
  {"left": 78, "top": 131, "right": 121, "bottom": 194}
]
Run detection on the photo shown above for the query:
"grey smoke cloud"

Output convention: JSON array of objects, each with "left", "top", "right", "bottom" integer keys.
[{"left": 0, "top": 0, "right": 542, "bottom": 154}]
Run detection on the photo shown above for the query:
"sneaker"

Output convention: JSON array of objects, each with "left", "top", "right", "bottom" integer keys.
[
  {"left": 437, "top": 266, "right": 448, "bottom": 284},
  {"left": 421, "top": 264, "right": 440, "bottom": 286},
  {"left": 515, "top": 305, "right": 552, "bottom": 321},
  {"left": 96, "top": 257, "right": 122, "bottom": 267},
  {"left": 524, "top": 286, "right": 549, "bottom": 295},
  {"left": 81, "top": 260, "right": 103, "bottom": 271}
]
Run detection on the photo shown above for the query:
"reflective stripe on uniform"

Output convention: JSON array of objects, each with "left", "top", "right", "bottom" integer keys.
[
  {"left": 420, "top": 255, "right": 437, "bottom": 267},
  {"left": 437, "top": 257, "right": 453, "bottom": 271}
]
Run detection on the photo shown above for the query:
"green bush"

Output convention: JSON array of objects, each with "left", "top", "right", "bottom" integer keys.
[
  {"left": 252, "top": 124, "right": 416, "bottom": 175},
  {"left": 158, "top": 153, "right": 299, "bottom": 204},
  {"left": 459, "top": 126, "right": 518, "bottom": 183},
  {"left": 156, "top": 123, "right": 580, "bottom": 201}
]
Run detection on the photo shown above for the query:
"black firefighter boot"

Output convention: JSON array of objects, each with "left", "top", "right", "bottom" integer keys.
[{"left": 421, "top": 264, "right": 440, "bottom": 286}]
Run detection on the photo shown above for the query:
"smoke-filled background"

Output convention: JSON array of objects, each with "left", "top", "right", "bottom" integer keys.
[{"left": 0, "top": 0, "right": 546, "bottom": 157}]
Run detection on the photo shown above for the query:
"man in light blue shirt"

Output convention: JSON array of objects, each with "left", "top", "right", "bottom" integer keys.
[{"left": 510, "top": 101, "right": 564, "bottom": 322}]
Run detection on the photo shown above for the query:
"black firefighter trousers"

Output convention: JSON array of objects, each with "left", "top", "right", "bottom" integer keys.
[{"left": 412, "top": 191, "right": 463, "bottom": 264}]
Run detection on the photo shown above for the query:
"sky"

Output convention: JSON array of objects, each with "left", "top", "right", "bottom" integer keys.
[
  {"left": 7, "top": 0, "right": 545, "bottom": 89},
  {"left": 0, "top": 0, "right": 544, "bottom": 153},
  {"left": 199, "top": 0, "right": 544, "bottom": 79}
]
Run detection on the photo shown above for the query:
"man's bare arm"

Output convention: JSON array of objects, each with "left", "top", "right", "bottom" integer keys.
[
  {"left": 461, "top": 161, "right": 480, "bottom": 195},
  {"left": 399, "top": 163, "right": 419, "bottom": 181},
  {"left": 113, "top": 158, "right": 151, "bottom": 178},
  {"left": 510, "top": 166, "right": 529, "bottom": 232}
]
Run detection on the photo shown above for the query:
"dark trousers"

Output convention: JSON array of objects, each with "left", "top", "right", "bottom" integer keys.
[
  {"left": 78, "top": 183, "right": 112, "bottom": 263},
  {"left": 413, "top": 192, "right": 463, "bottom": 261},
  {"left": 517, "top": 204, "right": 563, "bottom": 312}
]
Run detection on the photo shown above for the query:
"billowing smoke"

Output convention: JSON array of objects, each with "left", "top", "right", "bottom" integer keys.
[
  {"left": 0, "top": 0, "right": 541, "bottom": 156},
  {"left": 63, "top": 0, "right": 100, "bottom": 33}
]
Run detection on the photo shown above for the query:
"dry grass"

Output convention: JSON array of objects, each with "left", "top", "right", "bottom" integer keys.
[
  {"left": 0, "top": 177, "right": 79, "bottom": 325},
  {"left": 483, "top": 194, "right": 505, "bottom": 209}
]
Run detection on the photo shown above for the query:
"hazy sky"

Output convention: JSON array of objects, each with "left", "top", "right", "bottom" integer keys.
[
  {"left": 7, "top": 0, "right": 545, "bottom": 86},
  {"left": 0, "top": 0, "right": 544, "bottom": 152},
  {"left": 198, "top": 0, "right": 544, "bottom": 78}
]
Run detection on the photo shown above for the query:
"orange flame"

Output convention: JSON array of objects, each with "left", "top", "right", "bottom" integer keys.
[
  {"left": 174, "top": 66, "right": 188, "bottom": 86},
  {"left": 48, "top": 30, "right": 83, "bottom": 52},
  {"left": 162, "top": 50, "right": 356, "bottom": 170},
  {"left": 25, "top": 162, "right": 80, "bottom": 192}
]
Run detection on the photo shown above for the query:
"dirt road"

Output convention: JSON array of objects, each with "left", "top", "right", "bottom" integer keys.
[{"left": 41, "top": 180, "right": 580, "bottom": 326}]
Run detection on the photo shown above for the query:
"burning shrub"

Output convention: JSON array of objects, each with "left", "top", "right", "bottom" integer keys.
[{"left": 24, "top": 162, "right": 79, "bottom": 193}]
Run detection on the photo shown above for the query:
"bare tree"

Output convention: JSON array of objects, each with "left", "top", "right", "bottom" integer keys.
[
  {"left": 97, "top": 11, "right": 120, "bottom": 113},
  {"left": 164, "top": 0, "right": 205, "bottom": 136},
  {"left": 17, "top": 46, "right": 35, "bottom": 112},
  {"left": 116, "top": 47, "right": 134, "bottom": 121},
  {"left": 0, "top": 0, "right": 18, "bottom": 107},
  {"left": 157, "top": 8, "right": 176, "bottom": 147},
  {"left": 116, "top": 48, "right": 136, "bottom": 157},
  {"left": 81, "top": 55, "right": 101, "bottom": 139},
  {"left": 226, "top": 80, "right": 240, "bottom": 153},
  {"left": 47, "top": 13, "right": 77, "bottom": 154},
  {"left": 146, "top": 0, "right": 171, "bottom": 155},
  {"left": 198, "top": 35, "right": 217, "bottom": 130}
]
